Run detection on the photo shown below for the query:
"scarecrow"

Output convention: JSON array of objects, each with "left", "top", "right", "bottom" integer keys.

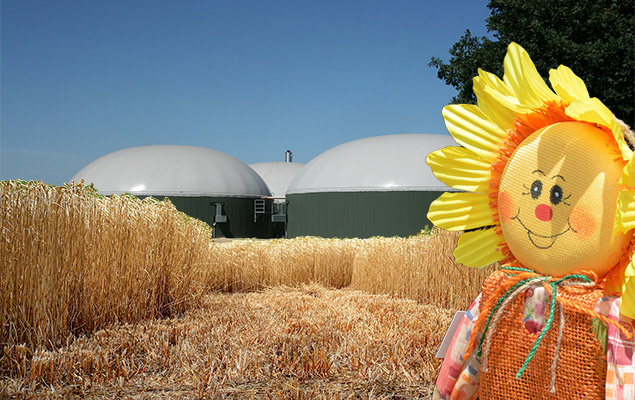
[{"left": 428, "top": 43, "right": 634, "bottom": 400}]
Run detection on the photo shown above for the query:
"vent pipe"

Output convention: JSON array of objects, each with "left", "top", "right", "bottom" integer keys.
[{"left": 285, "top": 150, "right": 293, "bottom": 163}]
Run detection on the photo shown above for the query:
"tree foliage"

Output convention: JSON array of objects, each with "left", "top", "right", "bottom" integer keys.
[{"left": 430, "top": 0, "right": 634, "bottom": 125}]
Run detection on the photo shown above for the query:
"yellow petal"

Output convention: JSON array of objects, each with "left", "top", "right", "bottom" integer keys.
[
  {"left": 503, "top": 43, "right": 559, "bottom": 108},
  {"left": 616, "top": 189, "right": 635, "bottom": 234},
  {"left": 474, "top": 71, "right": 529, "bottom": 130},
  {"left": 566, "top": 98, "right": 632, "bottom": 160},
  {"left": 442, "top": 104, "right": 508, "bottom": 160},
  {"left": 428, "top": 192, "right": 494, "bottom": 231},
  {"left": 566, "top": 98, "right": 614, "bottom": 128},
  {"left": 620, "top": 158, "right": 635, "bottom": 186},
  {"left": 477, "top": 67, "right": 516, "bottom": 98},
  {"left": 427, "top": 146, "right": 491, "bottom": 193},
  {"left": 453, "top": 228, "right": 504, "bottom": 268},
  {"left": 548, "top": 65, "right": 589, "bottom": 103},
  {"left": 616, "top": 159, "right": 635, "bottom": 235},
  {"left": 621, "top": 259, "right": 635, "bottom": 320}
]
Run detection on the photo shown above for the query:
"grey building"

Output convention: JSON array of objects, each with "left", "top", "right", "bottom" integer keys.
[
  {"left": 285, "top": 134, "right": 457, "bottom": 238},
  {"left": 249, "top": 152, "right": 305, "bottom": 237},
  {"left": 71, "top": 145, "right": 273, "bottom": 238}
]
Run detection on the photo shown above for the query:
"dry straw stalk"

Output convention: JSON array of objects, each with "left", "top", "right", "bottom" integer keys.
[{"left": 2, "top": 180, "right": 494, "bottom": 397}]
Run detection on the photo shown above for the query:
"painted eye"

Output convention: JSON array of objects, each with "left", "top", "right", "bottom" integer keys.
[
  {"left": 550, "top": 185, "right": 563, "bottom": 205},
  {"left": 530, "top": 180, "right": 542, "bottom": 200}
]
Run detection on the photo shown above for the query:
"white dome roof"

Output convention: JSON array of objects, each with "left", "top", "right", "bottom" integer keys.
[
  {"left": 71, "top": 145, "right": 271, "bottom": 197},
  {"left": 287, "top": 134, "right": 458, "bottom": 194},
  {"left": 249, "top": 162, "right": 306, "bottom": 199}
]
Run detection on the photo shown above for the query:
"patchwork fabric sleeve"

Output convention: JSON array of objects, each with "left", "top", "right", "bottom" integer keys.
[
  {"left": 599, "top": 297, "right": 635, "bottom": 400},
  {"left": 435, "top": 294, "right": 482, "bottom": 400}
]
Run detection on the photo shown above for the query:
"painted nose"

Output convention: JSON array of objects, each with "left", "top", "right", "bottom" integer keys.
[{"left": 535, "top": 204, "right": 553, "bottom": 221}]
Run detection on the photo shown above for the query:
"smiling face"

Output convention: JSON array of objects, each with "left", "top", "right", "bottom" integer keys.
[{"left": 498, "top": 121, "right": 631, "bottom": 276}]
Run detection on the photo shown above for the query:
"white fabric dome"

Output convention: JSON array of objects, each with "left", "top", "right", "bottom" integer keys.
[
  {"left": 249, "top": 162, "right": 306, "bottom": 199},
  {"left": 71, "top": 145, "right": 271, "bottom": 197},
  {"left": 287, "top": 134, "right": 457, "bottom": 194}
]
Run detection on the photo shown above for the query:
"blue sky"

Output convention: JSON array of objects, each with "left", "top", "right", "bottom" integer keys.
[{"left": 1, "top": 0, "right": 491, "bottom": 185}]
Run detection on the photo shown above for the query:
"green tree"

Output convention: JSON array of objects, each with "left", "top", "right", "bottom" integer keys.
[{"left": 430, "top": 0, "right": 634, "bottom": 125}]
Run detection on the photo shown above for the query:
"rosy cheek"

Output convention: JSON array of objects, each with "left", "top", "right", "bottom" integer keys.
[
  {"left": 569, "top": 206, "right": 596, "bottom": 239},
  {"left": 498, "top": 191, "right": 515, "bottom": 223}
]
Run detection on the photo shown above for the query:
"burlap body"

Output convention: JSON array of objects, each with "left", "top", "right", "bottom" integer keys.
[{"left": 479, "top": 270, "right": 607, "bottom": 400}]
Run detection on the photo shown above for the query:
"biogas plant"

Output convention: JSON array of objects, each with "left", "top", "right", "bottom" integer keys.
[{"left": 71, "top": 134, "right": 456, "bottom": 239}]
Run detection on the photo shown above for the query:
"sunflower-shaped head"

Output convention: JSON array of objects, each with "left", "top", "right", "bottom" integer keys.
[
  {"left": 427, "top": 43, "right": 635, "bottom": 318},
  {"left": 498, "top": 121, "right": 630, "bottom": 276}
]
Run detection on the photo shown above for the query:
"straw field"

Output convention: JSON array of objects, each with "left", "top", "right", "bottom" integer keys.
[
  {"left": 0, "top": 180, "right": 214, "bottom": 352},
  {"left": 1, "top": 181, "right": 495, "bottom": 398}
]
